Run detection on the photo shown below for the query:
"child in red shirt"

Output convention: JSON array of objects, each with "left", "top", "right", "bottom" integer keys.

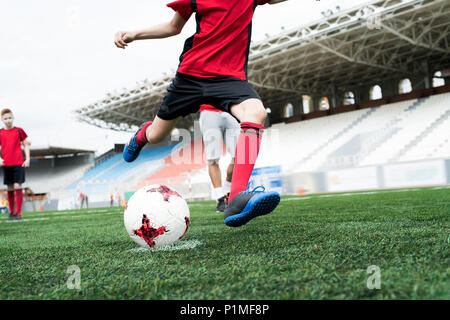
[
  {"left": 0, "top": 108, "right": 30, "bottom": 220},
  {"left": 115, "top": 0, "right": 285, "bottom": 227}
]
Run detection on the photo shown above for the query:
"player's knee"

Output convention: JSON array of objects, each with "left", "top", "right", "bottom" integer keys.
[
  {"left": 257, "top": 107, "right": 268, "bottom": 122},
  {"left": 14, "top": 183, "right": 21, "bottom": 190},
  {"left": 247, "top": 107, "right": 267, "bottom": 125},
  {"left": 248, "top": 102, "right": 267, "bottom": 124}
]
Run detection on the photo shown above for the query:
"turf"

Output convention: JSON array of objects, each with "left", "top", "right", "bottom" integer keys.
[{"left": 0, "top": 187, "right": 449, "bottom": 299}]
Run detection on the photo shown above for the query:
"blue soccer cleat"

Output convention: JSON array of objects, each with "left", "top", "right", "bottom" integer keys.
[
  {"left": 123, "top": 135, "right": 143, "bottom": 163},
  {"left": 224, "top": 186, "right": 280, "bottom": 227},
  {"left": 123, "top": 122, "right": 150, "bottom": 162}
]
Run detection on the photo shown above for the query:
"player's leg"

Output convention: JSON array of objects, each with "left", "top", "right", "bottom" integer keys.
[
  {"left": 123, "top": 73, "right": 204, "bottom": 162},
  {"left": 223, "top": 98, "right": 280, "bottom": 227},
  {"left": 123, "top": 115, "right": 180, "bottom": 162},
  {"left": 6, "top": 184, "right": 15, "bottom": 219},
  {"left": 223, "top": 112, "right": 240, "bottom": 198},
  {"left": 200, "top": 110, "right": 227, "bottom": 211},
  {"left": 13, "top": 165, "right": 26, "bottom": 219},
  {"left": 209, "top": 160, "right": 229, "bottom": 211},
  {"left": 229, "top": 98, "right": 266, "bottom": 199},
  {"left": 207, "top": 161, "right": 222, "bottom": 191},
  {"left": 4, "top": 166, "right": 16, "bottom": 219},
  {"left": 14, "top": 183, "right": 23, "bottom": 218},
  {"left": 223, "top": 161, "right": 233, "bottom": 194}
]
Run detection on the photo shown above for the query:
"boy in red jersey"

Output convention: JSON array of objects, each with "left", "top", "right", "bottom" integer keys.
[
  {"left": 115, "top": 0, "right": 285, "bottom": 227},
  {"left": 0, "top": 108, "right": 30, "bottom": 220}
]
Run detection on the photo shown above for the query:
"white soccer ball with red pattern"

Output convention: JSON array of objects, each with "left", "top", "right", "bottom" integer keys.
[{"left": 124, "top": 184, "right": 190, "bottom": 248}]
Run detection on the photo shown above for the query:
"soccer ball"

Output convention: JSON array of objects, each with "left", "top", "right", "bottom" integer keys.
[{"left": 124, "top": 184, "right": 190, "bottom": 248}]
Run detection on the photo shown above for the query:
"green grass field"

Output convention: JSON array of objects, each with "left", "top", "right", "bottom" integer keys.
[{"left": 1, "top": 187, "right": 449, "bottom": 299}]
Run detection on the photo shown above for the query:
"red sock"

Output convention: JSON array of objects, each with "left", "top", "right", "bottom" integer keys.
[
  {"left": 135, "top": 121, "right": 153, "bottom": 146},
  {"left": 7, "top": 190, "right": 15, "bottom": 214},
  {"left": 229, "top": 122, "right": 264, "bottom": 201},
  {"left": 15, "top": 189, "right": 23, "bottom": 214}
]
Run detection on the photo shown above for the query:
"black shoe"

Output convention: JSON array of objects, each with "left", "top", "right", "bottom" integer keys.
[
  {"left": 224, "top": 186, "right": 280, "bottom": 227},
  {"left": 8, "top": 213, "right": 15, "bottom": 220},
  {"left": 216, "top": 195, "right": 228, "bottom": 212}
]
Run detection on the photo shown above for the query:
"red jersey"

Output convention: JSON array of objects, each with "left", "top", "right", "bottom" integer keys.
[
  {"left": 199, "top": 104, "right": 223, "bottom": 112},
  {"left": 167, "top": 0, "right": 271, "bottom": 80},
  {"left": 0, "top": 127, "right": 28, "bottom": 166}
]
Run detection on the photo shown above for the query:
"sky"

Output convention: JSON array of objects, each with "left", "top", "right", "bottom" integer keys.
[{"left": 0, "top": 0, "right": 370, "bottom": 155}]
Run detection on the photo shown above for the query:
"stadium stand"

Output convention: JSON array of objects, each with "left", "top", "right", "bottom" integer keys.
[
  {"left": 396, "top": 94, "right": 450, "bottom": 162},
  {"left": 360, "top": 93, "right": 450, "bottom": 166},
  {"left": 25, "top": 148, "right": 94, "bottom": 192},
  {"left": 255, "top": 108, "right": 371, "bottom": 169},
  {"left": 255, "top": 90, "right": 450, "bottom": 172},
  {"left": 67, "top": 144, "right": 182, "bottom": 196},
  {"left": 10, "top": 146, "right": 96, "bottom": 212},
  {"left": 135, "top": 139, "right": 210, "bottom": 200}
]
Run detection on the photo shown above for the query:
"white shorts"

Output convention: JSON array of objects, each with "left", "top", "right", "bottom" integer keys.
[{"left": 199, "top": 110, "right": 240, "bottom": 161}]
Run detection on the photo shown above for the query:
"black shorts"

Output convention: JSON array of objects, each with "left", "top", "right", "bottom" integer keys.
[
  {"left": 3, "top": 165, "right": 25, "bottom": 185},
  {"left": 157, "top": 73, "right": 261, "bottom": 120}
]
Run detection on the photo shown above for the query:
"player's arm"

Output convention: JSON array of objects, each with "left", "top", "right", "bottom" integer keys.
[
  {"left": 114, "top": 12, "right": 188, "bottom": 49},
  {"left": 22, "top": 139, "right": 30, "bottom": 168}
]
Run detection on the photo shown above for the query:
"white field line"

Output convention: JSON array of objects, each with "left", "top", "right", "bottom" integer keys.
[
  {"left": 281, "top": 188, "right": 434, "bottom": 201},
  {"left": 188, "top": 187, "right": 448, "bottom": 205},
  {"left": 432, "top": 186, "right": 450, "bottom": 190},
  {"left": 51, "top": 209, "right": 122, "bottom": 215},
  {"left": 0, "top": 211, "right": 122, "bottom": 224},
  {"left": 2, "top": 217, "right": 51, "bottom": 223}
]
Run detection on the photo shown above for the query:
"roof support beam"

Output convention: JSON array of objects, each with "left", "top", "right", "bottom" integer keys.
[
  {"left": 313, "top": 39, "right": 408, "bottom": 74},
  {"left": 380, "top": 21, "right": 449, "bottom": 54}
]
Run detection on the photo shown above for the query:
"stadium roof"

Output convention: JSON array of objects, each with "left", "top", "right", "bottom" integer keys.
[
  {"left": 74, "top": 0, "right": 450, "bottom": 131},
  {"left": 31, "top": 146, "right": 95, "bottom": 158}
]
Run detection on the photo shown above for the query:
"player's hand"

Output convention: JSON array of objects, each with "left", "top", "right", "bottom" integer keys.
[
  {"left": 0, "top": 158, "right": 3, "bottom": 167},
  {"left": 114, "top": 31, "right": 135, "bottom": 49},
  {"left": 22, "top": 159, "right": 30, "bottom": 168}
]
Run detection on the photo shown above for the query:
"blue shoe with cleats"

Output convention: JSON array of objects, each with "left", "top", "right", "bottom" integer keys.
[
  {"left": 224, "top": 186, "right": 280, "bottom": 227},
  {"left": 123, "top": 122, "right": 151, "bottom": 162},
  {"left": 123, "top": 135, "right": 143, "bottom": 163}
]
